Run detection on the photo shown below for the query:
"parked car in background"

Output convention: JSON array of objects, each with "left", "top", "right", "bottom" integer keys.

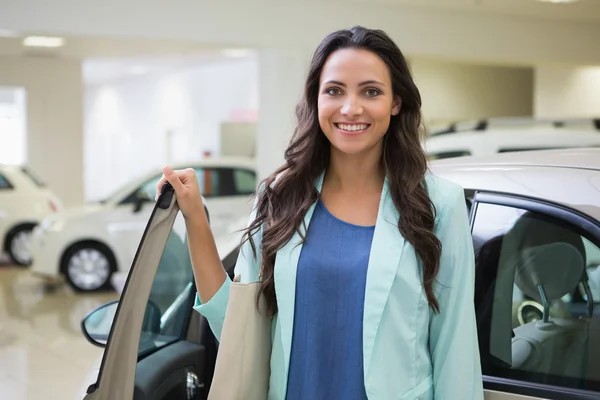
[
  {"left": 0, "top": 164, "right": 63, "bottom": 265},
  {"left": 29, "top": 156, "right": 256, "bottom": 293},
  {"left": 77, "top": 147, "right": 600, "bottom": 400},
  {"left": 425, "top": 116, "right": 600, "bottom": 160}
]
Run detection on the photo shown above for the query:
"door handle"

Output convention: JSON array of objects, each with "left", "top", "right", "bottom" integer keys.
[{"left": 186, "top": 370, "right": 204, "bottom": 399}]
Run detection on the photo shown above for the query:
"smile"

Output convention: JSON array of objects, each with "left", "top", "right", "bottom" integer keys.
[{"left": 334, "top": 123, "right": 371, "bottom": 134}]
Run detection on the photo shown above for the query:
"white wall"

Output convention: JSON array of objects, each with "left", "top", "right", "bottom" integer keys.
[
  {"left": 84, "top": 57, "right": 258, "bottom": 201},
  {"left": 410, "top": 58, "right": 534, "bottom": 126},
  {"left": 534, "top": 64, "right": 600, "bottom": 119},
  {"left": 0, "top": 56, "right": 84, "bottom": 207}
]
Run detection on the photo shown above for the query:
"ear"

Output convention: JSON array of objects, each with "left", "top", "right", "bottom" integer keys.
[{"left": 391, "top": 96, "right": 402, "bottom": 116}]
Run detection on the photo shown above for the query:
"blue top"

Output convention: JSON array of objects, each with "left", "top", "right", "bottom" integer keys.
[{"left": 285, "top": 199, "right": 375, "bottom": 400}]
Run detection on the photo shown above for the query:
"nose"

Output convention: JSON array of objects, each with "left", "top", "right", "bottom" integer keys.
[{"left": 341, "top": 96, "right": 363, "bottom": 117}]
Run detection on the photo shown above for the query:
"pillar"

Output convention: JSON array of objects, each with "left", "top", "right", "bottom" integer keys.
[{"left": 256, "top": 48, "right": 312, "bottom": 181}]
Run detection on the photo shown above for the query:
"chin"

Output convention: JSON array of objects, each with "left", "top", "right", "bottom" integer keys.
[{"left": 331, "top": 141, "right": 374, "bottom": 156}]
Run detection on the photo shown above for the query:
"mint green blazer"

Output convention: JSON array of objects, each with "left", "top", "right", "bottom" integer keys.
[{"left": 194, "top": 171, "right": 484, "bottom": 400}]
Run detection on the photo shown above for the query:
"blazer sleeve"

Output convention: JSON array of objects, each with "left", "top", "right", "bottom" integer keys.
[
  {"left": 429, "top": 184, "right": 484, "bottom": 399},
  {"left": 192, "top": 188, "right": 264, "bottom": 341}
]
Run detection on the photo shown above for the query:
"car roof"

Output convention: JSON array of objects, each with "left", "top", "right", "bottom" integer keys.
[
  {"left": 429, "top": 148, "right": 600, "bottom": 221},
  {"left": 429, "top": 116, "right": 600, "bottom": 136},
  {"left": 430, "top": 147, "right": 600, "bottom": 171},
  {"left": 170, "top": 156, "right": 256, "bottom": 170},
  {"left": 103, "top": 156, "right": 256, "bottom": 204}
]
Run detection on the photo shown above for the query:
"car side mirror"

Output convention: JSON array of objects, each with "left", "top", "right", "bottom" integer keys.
[
  {"left": 81, "top": 300, "right": 162, "bottom": 348},
  {"left": 132, "top": 190, "right": 151, "bottom": 214}
]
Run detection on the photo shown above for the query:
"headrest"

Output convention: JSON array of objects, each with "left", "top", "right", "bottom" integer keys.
[{"left": 514, "top": 242, "right": 585, "bottom": 302}]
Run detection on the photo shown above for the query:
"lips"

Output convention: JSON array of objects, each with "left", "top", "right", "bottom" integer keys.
[{"left": 334, "top": 123, "right": 371, "bottom": 134}]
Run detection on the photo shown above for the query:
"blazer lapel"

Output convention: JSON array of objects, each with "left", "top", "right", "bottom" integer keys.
[
  {"left": 363, "top": 178, "right": 406, "bottom": 375},
  {"left": 274, "top": 172, "right": 325, "bottom": 389}
]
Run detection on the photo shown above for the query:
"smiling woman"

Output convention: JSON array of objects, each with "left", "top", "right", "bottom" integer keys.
[{"left": 161, "top": 25, "right": 484, "bottom": 400}]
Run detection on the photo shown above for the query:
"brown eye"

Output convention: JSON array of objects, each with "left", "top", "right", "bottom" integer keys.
[
  {"left": 326, "top": 87, "right": 342, "bottom": 96},
  {"left": 365, "top": 88, "right": 380, "bottom": 97}
]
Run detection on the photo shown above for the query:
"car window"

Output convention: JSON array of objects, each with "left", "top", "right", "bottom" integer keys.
[
  {"left": 136, "top": 212, "right": 194, "bottom": 359},
  {"left": 20, "top": 166, "right": 46, "bottom": 187},
  {"left": 0, "top": 173, "right": 12, "bottom": 190},
  {"left": 197, "top": 168, "right": 222, "bottom": 197},
  {"left": 427, "top": 150, "right": 471, "bottom": 160},
  {"left": 472, "top": 201, "right": 600, "bottom": 392},
  {"left": 122, "top": 168, "right": 225, "bottom": 205},
  {"left": 498, "top": 147, "right": 562, "bottom": 153},
  {"left": 233, "top": 168, "right": 256, "bottom": 195}
]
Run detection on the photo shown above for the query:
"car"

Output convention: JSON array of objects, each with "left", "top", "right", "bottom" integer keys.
[
  {"left": 425, "top": 116, "right": 600, "bottom": 160},
  {"left": 0, "top": 163, "right": 63, "bottom": 266},
  {"left": 77, "top": 147, "right": 600, "bottom": 400},
  {"left": 29, "top": 156, "right": 257, "bottom": 293}
]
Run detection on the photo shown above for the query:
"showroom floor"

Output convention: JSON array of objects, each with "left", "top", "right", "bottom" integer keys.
[{"left": 0, "top": 258, "right": 119, "bottom": 400}]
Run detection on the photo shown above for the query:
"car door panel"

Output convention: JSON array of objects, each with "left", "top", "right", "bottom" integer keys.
[
  {"left": 133, "top": 340, "right": 205, "bottom": 400},
  {"left": 83, "top": 184, "right": 180, "bottom": 400}
]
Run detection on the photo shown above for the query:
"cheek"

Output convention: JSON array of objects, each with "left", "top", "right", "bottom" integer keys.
[{"left": 317, "top": 98, "right": 338, "bottom": 123}]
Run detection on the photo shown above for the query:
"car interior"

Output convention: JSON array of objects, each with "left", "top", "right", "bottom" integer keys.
[
  {"left": 475, "top": 209, "right": 600, "bottom": 393},
  {"left": 129, "top": 238, "right": 240, "bottom": 400}
]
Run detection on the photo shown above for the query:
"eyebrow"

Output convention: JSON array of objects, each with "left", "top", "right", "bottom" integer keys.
[{"left": 324, "top": 80, "right": 385, "bottom": 87}]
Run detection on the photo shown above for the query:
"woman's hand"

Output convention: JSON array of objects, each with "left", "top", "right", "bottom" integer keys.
[{"left": 155, "top": 166, "right": 206, "bottom": 221}]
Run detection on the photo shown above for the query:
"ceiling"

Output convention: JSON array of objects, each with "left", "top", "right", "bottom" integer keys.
[
  {"left": 350, "top": 0, "right": 600, "bottom": 22},
  {"left": 0, "top": 34, "right": 235, "bottom": 59},
  {"left": 0, "top": 34, "right": 255, "bottom": 85},
  {"left": 0, "top": 0, "right": 598, "bottom": 68},
  {"left": 83, "top": 52, "right": 255, "bottom": 86}
]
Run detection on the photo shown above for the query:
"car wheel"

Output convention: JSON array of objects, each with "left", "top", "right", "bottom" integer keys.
[
  {"left": 61, "top": 242, "right": 116, "bottom": 292},
  {"left": 5, "top": 223, "right": 36, "bottom": 266}
]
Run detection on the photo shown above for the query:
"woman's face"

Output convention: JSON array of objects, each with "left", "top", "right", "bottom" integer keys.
[{"left": 318, "top": 48, "right": 401, "bottom": 157}]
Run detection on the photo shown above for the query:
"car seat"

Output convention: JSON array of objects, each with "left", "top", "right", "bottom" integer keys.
[{"left": 507, "top": 214, "right": 599, "bottom": 386}]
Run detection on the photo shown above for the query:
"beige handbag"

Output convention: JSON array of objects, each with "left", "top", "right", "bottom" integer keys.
[{"left": 208, "top": 274, "right": 272, "bottom": 400}]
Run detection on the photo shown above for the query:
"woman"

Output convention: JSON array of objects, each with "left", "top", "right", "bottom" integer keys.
[{"left": 157, "top": 26, "right": 483, "bottom": 400}]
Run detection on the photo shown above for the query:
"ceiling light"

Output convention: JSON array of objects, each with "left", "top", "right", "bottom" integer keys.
[
  {"left": 23, "top": 36, "right": 65, "bottom": 48},
  {"left": 221, "top": 48, "right": 251, "bottom": 58},
  {"left": 537, "top": 0, "right": 583, "bottom": 3}
]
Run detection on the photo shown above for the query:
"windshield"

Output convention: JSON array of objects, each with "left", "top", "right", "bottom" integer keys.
[{"left": 20, "top": 166, "right": 46, "bottom": 187}]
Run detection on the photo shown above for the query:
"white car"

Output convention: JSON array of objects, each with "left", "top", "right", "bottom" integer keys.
[
  {"left": 77, "top": 147, "right": 600, "bottom": 400},
  {"left": 0, "top": 164, "right": 63, "bottom": 265},
  {"left": 29, "top": 157, "right": 257, "bottom": 292},
  {"left": 425, "top": 117, "right": 600, "bottom": 160}
]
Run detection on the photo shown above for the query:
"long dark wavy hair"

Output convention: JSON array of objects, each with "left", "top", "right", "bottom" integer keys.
[{"left": 242, "top": 26, "right": 442, "bottom": 317}]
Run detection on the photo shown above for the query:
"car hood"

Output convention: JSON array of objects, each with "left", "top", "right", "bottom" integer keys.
[{"left": 42, "top": 203, "right": 107, "bottom": 225}]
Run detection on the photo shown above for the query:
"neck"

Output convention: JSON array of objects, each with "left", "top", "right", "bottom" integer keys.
[{"left": 324, "top": 144, "right": 385, "bottom": 193}]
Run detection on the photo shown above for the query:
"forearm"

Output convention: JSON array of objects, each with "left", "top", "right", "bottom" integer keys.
[{"left": 185, "top": 212, "right": 228, "bottom": 304}]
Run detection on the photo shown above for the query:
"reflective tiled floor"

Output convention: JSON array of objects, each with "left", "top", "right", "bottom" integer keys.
[{"left": 0, "top": 260, "right": 119, "bottom": 400}]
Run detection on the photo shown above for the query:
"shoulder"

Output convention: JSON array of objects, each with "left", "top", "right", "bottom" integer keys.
[{"left": 424, "top": 172, "right": 466, "bottom": 223}]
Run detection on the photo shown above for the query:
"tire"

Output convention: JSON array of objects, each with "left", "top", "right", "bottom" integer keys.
[
  {"left": 5, "top": 223, "right": 37, "bottom": 266},
  {"left": 61, "top": 242, "right": 116, "bottom": 292}
]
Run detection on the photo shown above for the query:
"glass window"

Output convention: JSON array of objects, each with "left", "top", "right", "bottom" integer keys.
[
  {"left": 20, "top": 166, "right": 46, "bottom": 187},
  {"left": 122, "top": 167, "right": 224, "bottom": 205},
  {"left": 427, "top": 150, "right": 471, "bottom": 160},
  {"left": 233, "top": 168, "right": 256, "bottom": 195},
  {"left": 137, "top": 212, "right": 194, "bottom": 358},
  {"left": 197, "top": 168, "right": 221, "bottom": 198},
  {"left": 0, "top": 173, "right": 12, "bottom": 190},
  {"left": 473, "top": 202, "right": 600, "bottom": 391},
  {"left": 498, "top": 147, "right": 561, "bottom": 153}
]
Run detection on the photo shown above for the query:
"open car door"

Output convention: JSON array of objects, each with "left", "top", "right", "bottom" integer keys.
[{"left": 80, "top": 183, "right": 219, "bottom": 400}]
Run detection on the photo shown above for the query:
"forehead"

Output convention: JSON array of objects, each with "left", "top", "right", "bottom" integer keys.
[{"left": 320, "top": 48, "right": 391, "bottom": 84}]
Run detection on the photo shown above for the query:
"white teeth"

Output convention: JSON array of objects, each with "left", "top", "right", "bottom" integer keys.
[{"left": 337, "top": 124, "right": 368, "bottom": 132}]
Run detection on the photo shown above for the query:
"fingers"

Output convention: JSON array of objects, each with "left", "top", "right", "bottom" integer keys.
[
  {"left": 163, "top": 166, "right": 188, "bottom": 193},
  {"left": 155, "top": 166, "right": 186, "bottom": 200},
  {"left": 155, "top": 174, "right": 167, "bottom": 201}
]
